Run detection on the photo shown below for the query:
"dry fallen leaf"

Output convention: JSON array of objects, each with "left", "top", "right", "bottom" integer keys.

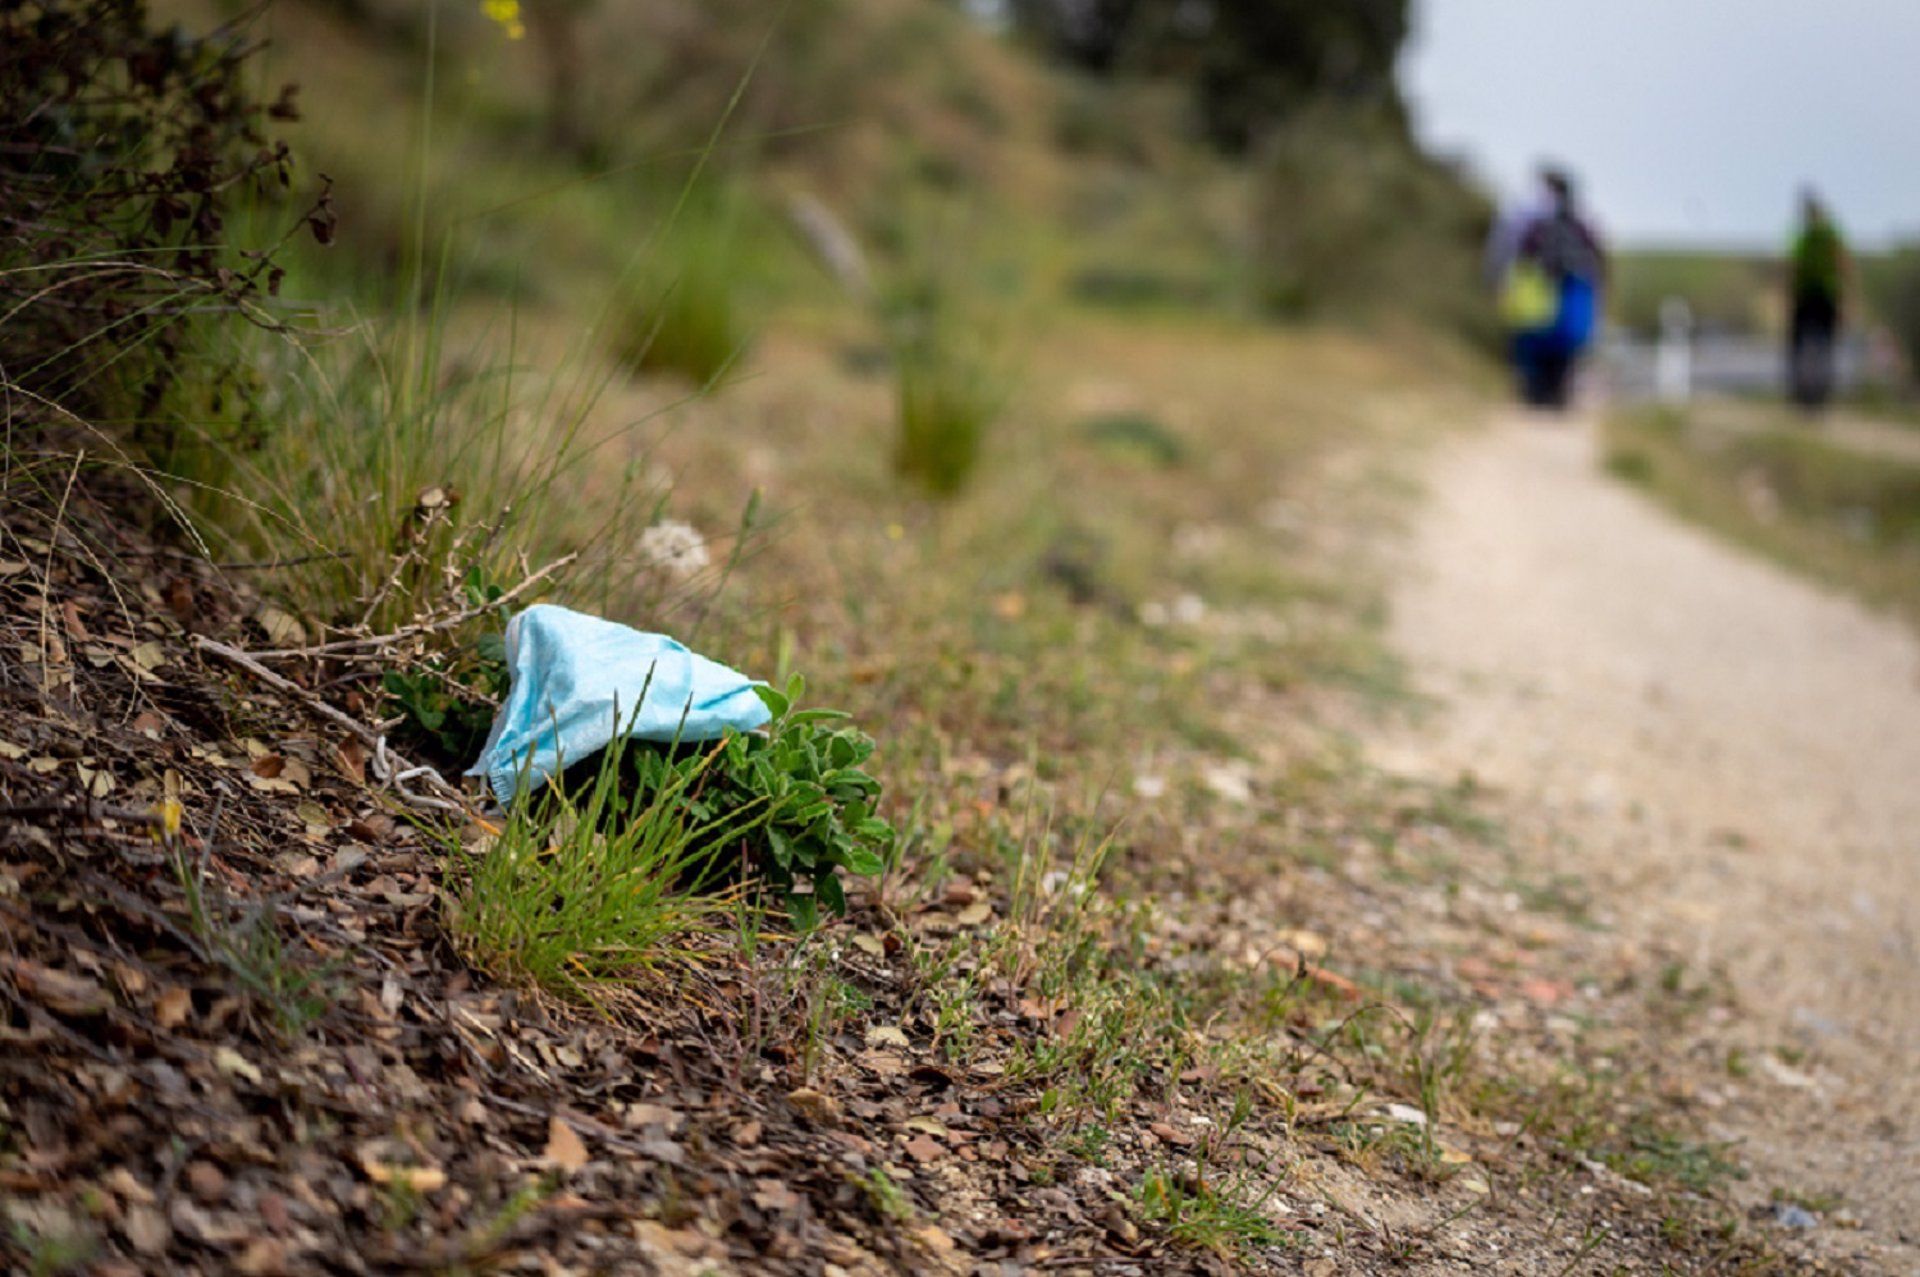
[
  {"left": 75, "top": 761, "right": 115, "bottom": 798},
  {"left": 249, "top": 753, "right": 300, "bottom": 795},
  {"left": 358, "top": 1141, "right": 448, "bottom": 1193},
  {"left": 122, "top": 1202, "right": 170, "bottom": 1255},
  {"left": 294, "top": 801, "right": 331, "bottom": 838},
  {"left": 1279, "top": 927, "right": 1329, "bottom": 958},
  {"left": 154, "top": 985, "right": 192, "bottom": 1029},
  {"left": 214, "top": 1046, "right": 263, "bottom": 1085},
  {"left": 786, "top": 1087, "right": 842, "bottom": 1123},
  {"left": 336, "top": 737, "right": 368, "bottom": 784},
  {"left": 1520, "top": 977, "right": 1574, "bottom": 1007},
  {"left": 545, "top": 1114, "right": 590, "bottom": 1171},
  {"left": 857, "top": 1050, "right": 907, "bottom": 1078},
  {"left": 255, "top": 605, "right": 305, "bottom": 645},
  {"left": 752, "top": 1178, "right": 802, "bottom": 1212},
  {"left": 236, "top": 1238, "right": 288, "bottom": 1275},
  {"left": 622, "top": 1102, "right": 680, "bottom": 1132},
  {"left": 7, "top": 957, "right": 109, "bottom": 1015},
  {"left": 955, "top": 901, "right": 993, "bottom": 927},
  {"left": 104, "top": 1166, "right": 155, "bottom": 1206},
  {"left": 864, "top": 1024, "right": 910, "bottom": 1050},
  {"left": 911, "top": 1223, "right": 967, "bottom": 1275},
  {"left": 1150, "top": 1121, "right": 1196, "bottom": 1148}
]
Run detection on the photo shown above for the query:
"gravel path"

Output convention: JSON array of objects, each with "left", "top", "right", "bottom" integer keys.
[{"left": 1381, "top": 412, "right": 1920, "bottom": 1271}]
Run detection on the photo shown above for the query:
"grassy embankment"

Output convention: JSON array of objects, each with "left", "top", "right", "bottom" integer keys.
[
  {"left": 1605, "top": 403, "right": 1920, "bottom": 628},
  {"left": 237, "top": 8, "right": 1781, "bottom": 1255},
  {"left": 0, "top": 0, "right": 1794, "bottom": 1269}
]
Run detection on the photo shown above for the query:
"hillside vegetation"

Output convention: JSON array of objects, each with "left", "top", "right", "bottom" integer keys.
[{"left": 0, "top": 3, "right": 1801, "bottom": 1273}]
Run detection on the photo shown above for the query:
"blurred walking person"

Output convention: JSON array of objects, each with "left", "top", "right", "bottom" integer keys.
[
  {"left": 1488, "top": 166, "right": 1607, "bottom": 410},
  {"left": 1786, "top": 189, "right": 1848, "bottom": 411}
]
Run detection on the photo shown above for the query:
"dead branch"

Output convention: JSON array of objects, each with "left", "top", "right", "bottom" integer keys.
[
  {"left": 192, "top": 635, "right": 468, "bottom": 814},
  {"left": 247, "top": 551, "right": 578, "bottom": 662}
]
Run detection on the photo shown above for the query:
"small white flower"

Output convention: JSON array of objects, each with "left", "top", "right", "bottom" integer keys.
[
  {"left": 1200, "top": 760, "right": 1254, "bottom": 804},
  {"left": 638, "top": 520, "right": 711, "bottom": 579}
]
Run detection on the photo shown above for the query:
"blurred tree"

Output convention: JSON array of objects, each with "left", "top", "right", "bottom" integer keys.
[
  {"left": 1006, "top": 0, "right": 1410, "bottom": 152},
  {"left": 521, "top": 0, "right": 594, "bottom": 156}
]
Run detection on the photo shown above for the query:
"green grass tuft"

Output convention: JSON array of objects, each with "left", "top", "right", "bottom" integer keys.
[
  {"left": 894, "top": 341, "right": 1000, "bottom": 496},
  {"left": 1138, "top": 1166, "right": 1285, "bottom": 1258},
  {"left": 611, "top": 203, "right": 755, "bottom": 387},
  {"left": 1603, "top": 404, "right": 1920, "bottom": 627},
  {"left": 445, "top": 735, "right": 752, "bottom": 999},
  {"left": 1081, "top": 412, "right": 1187, "bottom": 468}
]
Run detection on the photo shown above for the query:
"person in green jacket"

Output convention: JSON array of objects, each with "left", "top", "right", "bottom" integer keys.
[{"left": 1787, "top": 190, "right": 1848, "bottom": 410}]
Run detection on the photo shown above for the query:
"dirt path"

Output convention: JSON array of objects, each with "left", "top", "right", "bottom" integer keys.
[{"left": 1379, "top": 412, "right": 1920, "bottom": 1272}]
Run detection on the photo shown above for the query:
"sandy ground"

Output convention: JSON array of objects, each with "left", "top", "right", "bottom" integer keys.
[{"left": 1380, "top": 412, "right": 1920, "bottom": 1272}]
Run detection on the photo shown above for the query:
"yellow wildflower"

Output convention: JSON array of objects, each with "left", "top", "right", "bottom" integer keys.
[{"left": 481, "top": 0, "right": 525, "bottom": 40}]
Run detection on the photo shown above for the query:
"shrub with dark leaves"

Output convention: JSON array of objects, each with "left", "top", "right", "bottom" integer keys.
[
  {"left": 0, "top": 0, "right": 329, "bottom": 433},
  {"left": 578, "top": 676, "right": 897, "bottom": 930}
]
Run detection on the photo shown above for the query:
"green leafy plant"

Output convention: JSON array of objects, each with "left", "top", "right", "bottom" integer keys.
[{"left": 617, "top": 675, "right": 895, "bottom": 929}]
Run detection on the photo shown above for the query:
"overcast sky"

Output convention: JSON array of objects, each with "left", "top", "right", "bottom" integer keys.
[{"left": 1402, "top": 0, "right": 1920, "bottom": 249}]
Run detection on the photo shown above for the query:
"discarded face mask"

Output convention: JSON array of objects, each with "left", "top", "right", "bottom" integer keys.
[{"left": 467, "top": 604, "right": 770, "bottom": 802}]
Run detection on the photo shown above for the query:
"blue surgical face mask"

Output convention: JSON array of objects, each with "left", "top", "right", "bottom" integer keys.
[{"left": 467, "top": 604, "right": 770, "bottom": 803}]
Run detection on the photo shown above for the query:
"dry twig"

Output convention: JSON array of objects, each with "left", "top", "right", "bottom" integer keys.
[
  {"left": 247, "top": 551, "right": 577, "bottom": 662},
  {"left": 192, "top": 635, "right": 468, "bottom": 813}
]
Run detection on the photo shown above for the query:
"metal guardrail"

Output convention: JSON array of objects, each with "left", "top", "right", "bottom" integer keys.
[{"left": 1602, "top": 331, "right": 1881, "bottom": 402}]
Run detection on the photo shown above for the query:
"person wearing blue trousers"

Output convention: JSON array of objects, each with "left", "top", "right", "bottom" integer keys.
[{"left": 1490, "top": 167, "right": 1608, "bottom": 410}]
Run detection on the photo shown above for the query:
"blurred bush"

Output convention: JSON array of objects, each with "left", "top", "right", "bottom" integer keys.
[
  {"left": 611, "top": 190, "right": 756, "bottom": 387},
  {"left": 1609, "top": 252, "right": 1778, "bottom": 338},
  {"left": 1010, "top": 0, "right": 1410, "bottom": 154},
  {"left": 1081, "top": 412, "right": 1187, "bottom": 468},
  {"left": 1249, "top": 105, "right": 1492, "bottom": 334},
  {"left": 894, "top": 340, "right": 999, "bottom": 497},
  {"left": 883, "top": 239, "right": 1010, "bottom": 497},
  {"left": 0, "top": 0, "right": 320, "bottom": 433},
  {"left": 1862, "top": 244, "right": 1920, "bottom": 386}
]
